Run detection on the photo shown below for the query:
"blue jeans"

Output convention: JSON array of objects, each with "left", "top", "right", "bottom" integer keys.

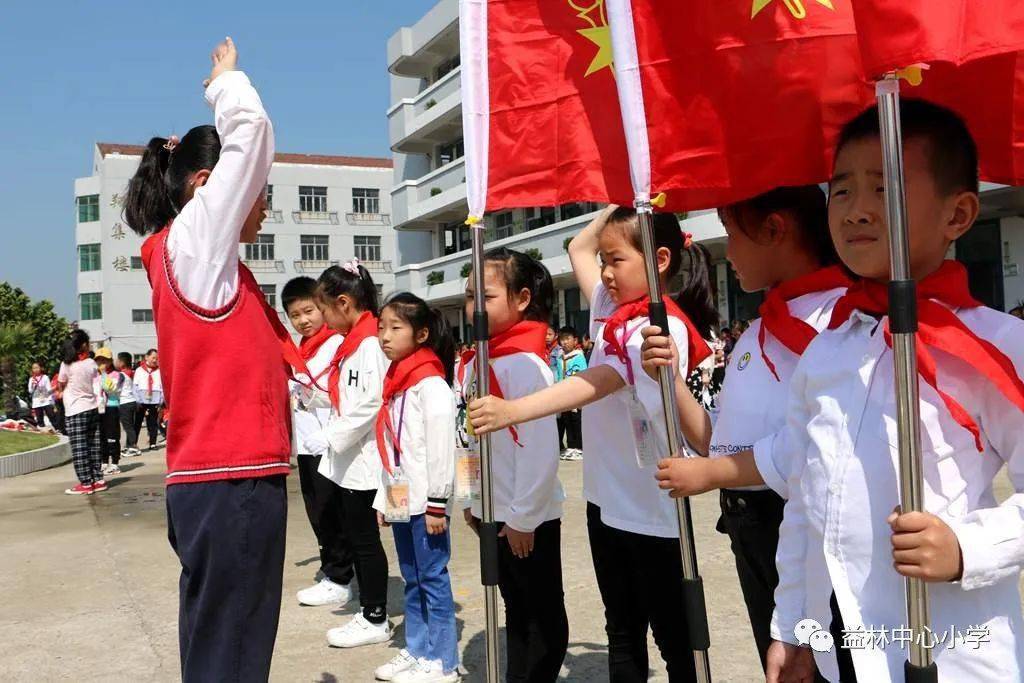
[{"left": 392, "top": 514, "right": 459, "bottom": 672}]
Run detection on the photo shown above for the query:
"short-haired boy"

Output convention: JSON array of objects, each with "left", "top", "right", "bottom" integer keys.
[{"left": 555, "top": 326, "right": 587, "bottom": 460}]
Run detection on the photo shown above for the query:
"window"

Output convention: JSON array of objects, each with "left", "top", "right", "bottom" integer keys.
[
  {"left": 441, "top": 222, "right": 471, "bottom": 256},
  {"left": 130, "top": 256, "right": 144, "bottom": 270},
  {"left": 527, "top": 206, "right": 557, "bottom": 231},
  {"left": 79, "top": 293, "right": 102, "bottom": 320},
  {"left": 494, "top": 212, "right": 515, "bottom": 239},
  {"left": 266, "top": 184, "right": 273, "bottom": 210},
  {"left": 131, "top": 309, "right": 154, "bottom": 323},
  {"left": 76, "top": 195, "right": 99, "bottom": 222},
  {"left": 300, "top": 235, "right": 329, "bottom": 261},
  {"left": 434, "top": 55, "right": 460, "bottom": 82},
  {"left": 260, "top": 284, "right": 277, "bottom": 309},
  {"left": 244, "top": 233, "right": 275, "bottom": 261},
  {"left": 354, "top": 236, "right": 382, "bottom": 262},
  {"left": 352, "top": 188, "right": 380, "bottom": 215},
  {"left": 437, "top": 138, "right": 464, "bottom": 168},
  {"left": 299, "top": 186, "right": 328, "bottom": 212},
  {"left": 78, "top": 243, "right": 101, "bottom": 272}
]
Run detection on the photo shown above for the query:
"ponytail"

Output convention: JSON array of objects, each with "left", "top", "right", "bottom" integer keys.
[
  {"left": 383, "top": 293, "right": 456, "bottom": 385},
  {"left": 318, "top": 264, "right": 379, "bottom": 316},
  {"left": 123, "top": 125, "right": 221, "bottom": 235},
  {"left": 481, "top": 247, "right": 554, "bottom": 322},
  {"left": 673, "top": 242, "right": 720, "bottom": 340}
]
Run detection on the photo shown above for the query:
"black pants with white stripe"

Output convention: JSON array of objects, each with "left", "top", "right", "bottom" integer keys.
[{"left": 166, "top": 476, "right": 287, "bottom": 683}]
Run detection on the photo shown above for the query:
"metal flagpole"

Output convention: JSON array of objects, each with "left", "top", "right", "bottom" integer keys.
[
  {"left": 875, "top": 76, "right": 938, "bottom": 683},
  {"left": 470, "top": 221, "right": 501, "bottom": 683},
  {"left": 635, "top": 198, "right": 712, "bottom": 683}
]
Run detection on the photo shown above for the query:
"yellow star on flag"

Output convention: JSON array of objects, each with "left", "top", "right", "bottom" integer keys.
[
  {"left": 577, "top": 25, "right": 614, "bottom": 77},
  {"left": 752, "top": 0, "right": 834, "bottom": 20}
]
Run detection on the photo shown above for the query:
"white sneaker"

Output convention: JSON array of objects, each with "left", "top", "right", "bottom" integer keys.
[
  {"left": 393, "top": 658, "right": 459, "bottom": 683},
  {"left": 567, "top": 449, "right": 583, "bottom": 461},
  {"left": 375, "top": 649, "right": 417, "bottom": 681},
  {"left": 326, "top": 613, "right": 392, "bottom": 648},
  {"left": 297, "top": 578, "right": 352, "bottom": 606},
  {"left": 106, "top": 464, "right": 122, "bottom": 475}
]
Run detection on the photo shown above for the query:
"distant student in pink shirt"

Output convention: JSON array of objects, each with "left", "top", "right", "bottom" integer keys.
[{"left": 56, "top": 330, "right": 104, "bottom": 495}]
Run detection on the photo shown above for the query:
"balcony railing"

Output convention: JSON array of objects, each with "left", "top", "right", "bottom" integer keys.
[
  {"left": 346, "top": 213, "right": 392, "bottom": 226},
  {"left": 262, "top": 209, "right": 284, "bottom": 223},
  {"left": 360, "top": 260, "right": 393, "bottom": 274},
  {"left": 292, "top": 211, "right": 340, "bottom": 225},
  {"left": 243, "top": 259, "right": 285, "bottom": 273},
  {"left": 293, "top": 259, "right": 338, "bottom": 273}
]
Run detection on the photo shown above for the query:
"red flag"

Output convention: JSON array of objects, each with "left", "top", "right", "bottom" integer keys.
[
  {"left": 481, "top": 0, "right": 633, "bottom": 210},
  {"left": 849, "top": 0, "right": 1024, "bottom": 186}
]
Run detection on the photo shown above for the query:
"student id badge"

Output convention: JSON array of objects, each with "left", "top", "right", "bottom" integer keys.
[
  {"left": 628, "top": 386, "right": 657, "bottom": 469},
  {"left": 455, "top": 444, "right": 481, "bottom": 502},
  {"left": 385, "top": 470, "right": 411, "bottom": 524}
]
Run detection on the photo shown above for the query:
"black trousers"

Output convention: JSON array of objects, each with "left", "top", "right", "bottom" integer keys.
[
  {"left": 717, "top": 489, "right": 857, "bottom": 683},
  {"left": 166, "top": 476, "right": 287, "bottom": 683},
  {"left": 587, "top": 503, "right": 697, "bottom": 683},
  {"left": 135, "top": 403, "right": 161, "bottom": 447},
  {"left": 119, "top": 402, "right": 138, "bottom": 449},
  {"left": 497, "top": 518, "right": 569, "bottom": 682},
  {"left": 100, "top": 406, "right": 121, "bottom": 465},
  {"left": 32, "top": 405, "right": 58, "bottom": 430},
  {"left": 296, "top": 453, "right": 354, "bottom": 586},
  {"left": 560, "top": 411, "right": 582, "bottom": 450},
  {"left": 53, "top": 400, "right": 66, "bottom": 434},
  {"left": 339, "top": 487, "right": 388, "bottom": 617}
]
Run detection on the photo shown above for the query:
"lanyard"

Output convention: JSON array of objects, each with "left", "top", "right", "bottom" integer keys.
[
  {"left": 617, "top": 321, "right": 645, "bottom": 387},
  {"left": 391, "top": 393, "right": 409, "bottom": 470},
  {"left": 294, "top": 364, "right": 332, "bottom": 392}
]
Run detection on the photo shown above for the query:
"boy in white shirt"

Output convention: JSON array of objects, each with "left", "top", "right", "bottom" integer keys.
[
  {"left": 767, "top": 101, "right": 1024, "bottom": 682},
  {"left": 282, "top": 276, "right": 354, "bottom": 608}
]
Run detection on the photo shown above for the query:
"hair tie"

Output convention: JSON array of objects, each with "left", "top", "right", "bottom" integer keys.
[
  {"left": 682, "top": 231, "right": 694, "bottom": 249},
  {"left": 163, "top": 135, "right": 180, "bottom": 153},
  {"left": 341, "top": 258, "right": 361, "bottom": 276}
]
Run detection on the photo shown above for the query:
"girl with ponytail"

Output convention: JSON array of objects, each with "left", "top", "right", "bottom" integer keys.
[
  {"left": 370, "top": 292, "right": 460, "bottom": 681},
  {"left": 121, "top": 38, "right": 291, "bottom": 682}
]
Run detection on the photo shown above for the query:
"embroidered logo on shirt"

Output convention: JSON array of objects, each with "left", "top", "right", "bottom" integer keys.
[{"left": 737, "top": 352, "right": 751, "bottom": 371}]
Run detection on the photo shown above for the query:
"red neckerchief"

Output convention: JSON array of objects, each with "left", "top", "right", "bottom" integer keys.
[
  {"left": 121, "top": 367, "right": 134, "bottom": 380},
  {"left": 327, "top": 311, "right": 379, "bottom": 413},
  {"left": 289, "top": 325, "right": 338, "bottom": 391},
  {"left": 758, "top": 266, "right": 852, "bottom": 381},
  {"left": 599, "top": 297, "right": 712, "bottom": 376},
  {"left": 828, "top": 260, "right": 1024, "bottom": 452},
  {"left": 458, "top": 320, "right": 549, "bottom": 447},
  {"left": 137, "top": 364, "right": 156, "bottom": 394},
  {"left": 375, "top": 347, "right": 446, "bottom": 475},
  {"left": 77, "top": 352, "right": 89, "bottom": 362}
]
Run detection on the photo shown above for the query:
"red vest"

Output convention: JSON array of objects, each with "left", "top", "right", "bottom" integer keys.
[{"left": 142, "top": 229, "right": 291, "bottom": 485}]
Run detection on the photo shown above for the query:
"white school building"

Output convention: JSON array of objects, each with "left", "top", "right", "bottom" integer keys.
[
  {"left": 73, "top": 143, "right": 397, "bottom": 359},
  {"left": 387, "top": 0, "right": 1024, "bottom": 339}
]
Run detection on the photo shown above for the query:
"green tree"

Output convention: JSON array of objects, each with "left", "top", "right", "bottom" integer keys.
[{"left": 0, "top": 283, "right": 70, "bottom": 413}]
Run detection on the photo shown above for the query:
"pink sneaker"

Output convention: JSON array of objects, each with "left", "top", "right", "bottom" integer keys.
[
  {"left": 91, "top": 480, "right": 108, "bottom": 492},
  {"left": 64, "top": 483, "right": 94, "bottom": 495}
]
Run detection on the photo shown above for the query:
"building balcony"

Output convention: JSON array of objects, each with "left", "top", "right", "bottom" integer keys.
[
  {"left": 243, "top": 259, "right": 285, "bottom": 273},
  {"left": 388, "top": 68, "right": 462, "bottom": 154},
  {"left": 293, "top": 259, "right": 338, "bottom": 274},
  {"left": 361, "top": 260, "right": 394, "bottom": 274},
  {"left": 346, "top": 212, "right": 392, "bottom": 226},
  {"left": 387, "top": 0, "right": 458, "bottom": 78},
  {"left": 391, "top": 158, "right": 467, "bottom": 229},
  {"left": 291, "top": 211, "right": 341, "bottom": 225},
  {"left": 262, "top": 209, "right": 284, "bottom": 223}
]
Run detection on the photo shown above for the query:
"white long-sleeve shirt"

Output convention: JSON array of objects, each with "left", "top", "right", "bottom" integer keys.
[
  {"left": 290, "top": 334, "right": 344, "bottom": 456},
  {"left": 373, "top": 375, "right": 457, "bottom": 517},
  {"left": 166, "top": 70, "right": 274, "bottom": 311},
  {"left": 28, "top": 375, "right": 53, "bottom": 409},
  {"left": 458, "top": 352, "right": 564, "bottom": 532},
  {"left": 133, "top": 366, "right": 163, "bottom": 405},
  {"left": 771, "top": 304, "right": 1024, "bottom": 682},
  {"left": 711, "top": 287, "right": 846, "bottom": 493},
  {"left": 583, "top": 282, "right": 692, "bottom": 538},
  {"left": 315, "top": 336, "right": 388, "bottom": 491}
]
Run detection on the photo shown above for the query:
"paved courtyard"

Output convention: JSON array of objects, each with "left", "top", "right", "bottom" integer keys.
[{"left": 1, "top": 450, "right": 1016, "bottom": 682}]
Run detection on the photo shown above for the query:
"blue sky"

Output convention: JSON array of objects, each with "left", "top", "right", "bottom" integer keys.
[{"left": 0, "top": 0, "right": 439, "bottom": 318}]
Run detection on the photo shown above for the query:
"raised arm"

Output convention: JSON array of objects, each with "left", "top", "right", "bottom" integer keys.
[
  {"left": 568, "top": 204, "right": 616, "bottom": 302},
  {"left": 167, "top": 37, "right": 274, "bottom": 310}
]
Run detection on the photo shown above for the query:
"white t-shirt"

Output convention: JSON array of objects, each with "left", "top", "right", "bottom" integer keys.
[
  {"left": 710, "top": 287, "right": 846, "bottom": 493},
  {"left": 316, "top": 336, "right": 389, "bottom": 491},
  {"left": 28, "top": 375, "right": 53, "bottom": 408},
  {"left": 373, "top": 375, "right": 457, "bottom": 517},
  {"left": 58, "top": 360, "right": 100, "bottom": 417},
  {"left": 291, "top": 334, "right": 344, "bottom": 456},
  {"left": 118, "top": 372, "right": 136, "bottom": 404},
  {"left": 582, "top": 282, "right": 693, "bottom": 538},
  {"left": 457, "top": 351, "right": 564, "bottom": 531}
]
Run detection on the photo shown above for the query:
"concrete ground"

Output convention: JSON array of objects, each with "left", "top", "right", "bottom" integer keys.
[{"left": 0, "top": 451, "right": 1016, "bottom": 682}]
